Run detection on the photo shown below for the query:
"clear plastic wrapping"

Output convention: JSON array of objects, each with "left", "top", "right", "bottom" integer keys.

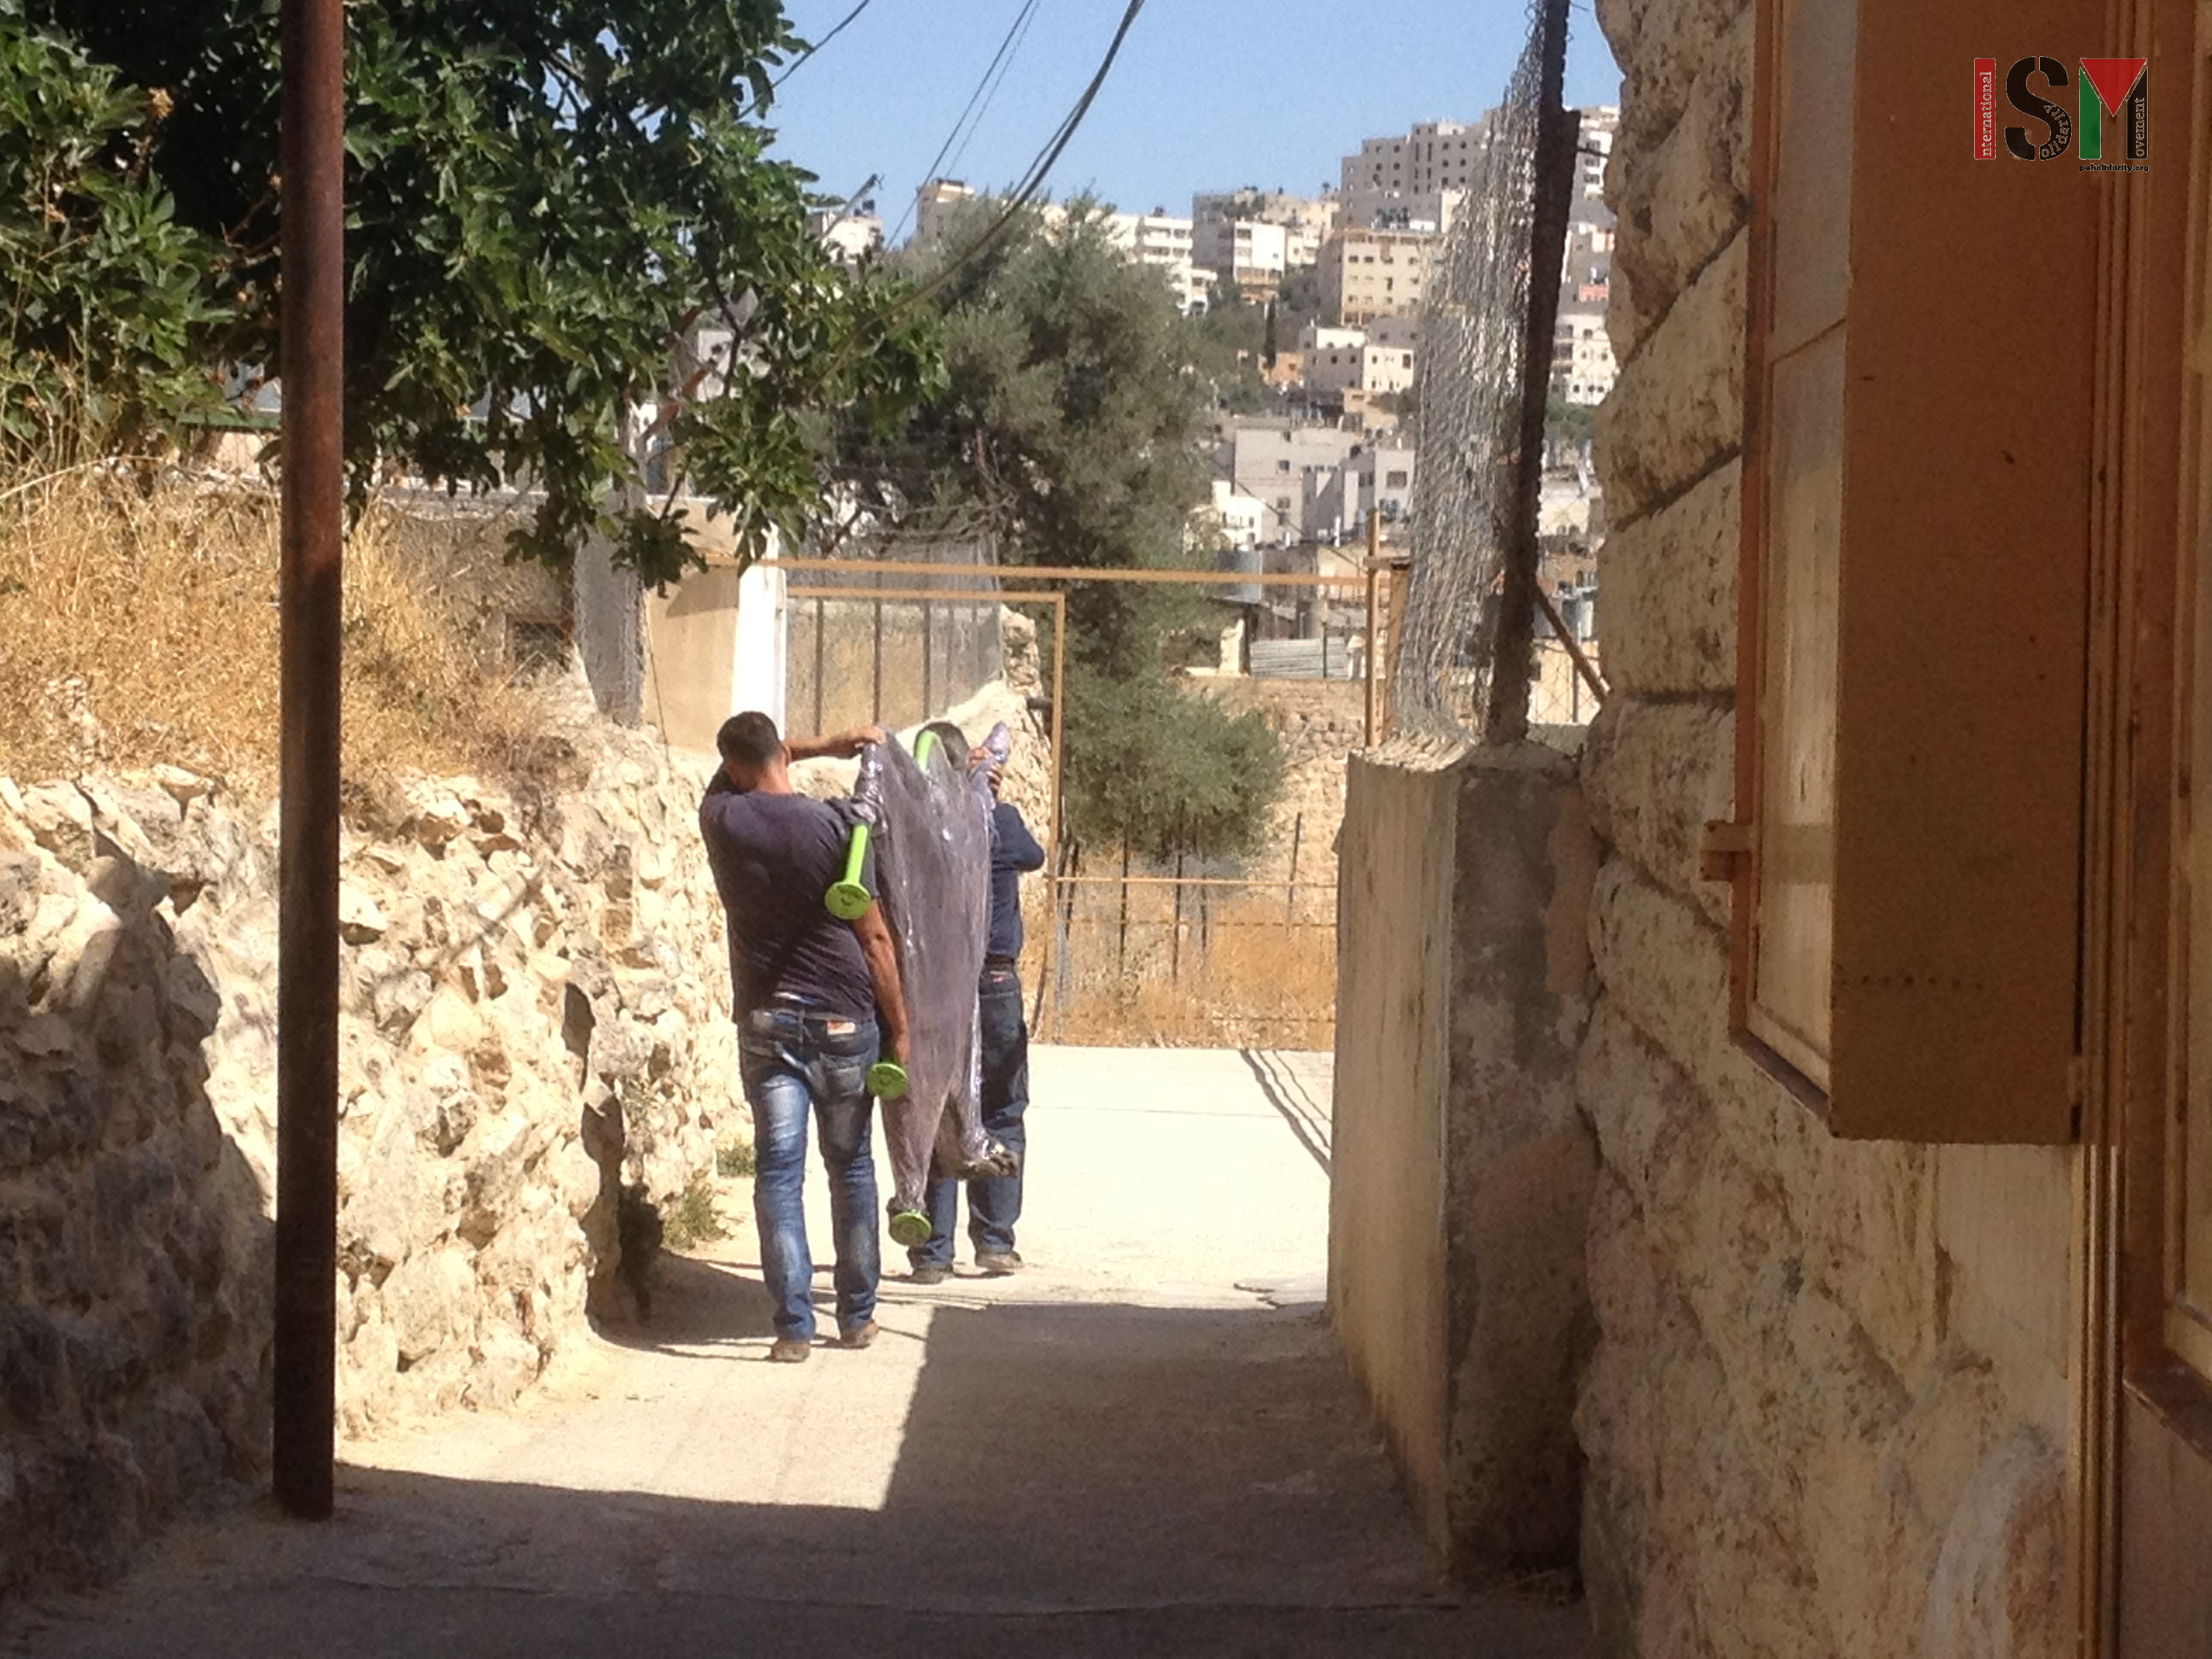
[{"left": 849, "top": 729, "right": 1018, "bottom": 1221}]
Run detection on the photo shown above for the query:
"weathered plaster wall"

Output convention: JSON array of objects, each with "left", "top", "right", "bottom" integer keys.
[
  {"left": 1332, "top": 741, "right": 1458, "bottom": 1548},
  {"left": 1332, "top": 739, "right": 1598, "bottom": 1578},
  {"left": 1579, "top": 0, "right": 2074, "bottom": 1652},
  {"left": 0, "top": 722, "right": 734, "bottom": 1596}
]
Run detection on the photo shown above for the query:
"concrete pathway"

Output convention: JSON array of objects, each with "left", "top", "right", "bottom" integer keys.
[{"left": 5, "top": 1048, "right": 1594, "bottom": 1659}]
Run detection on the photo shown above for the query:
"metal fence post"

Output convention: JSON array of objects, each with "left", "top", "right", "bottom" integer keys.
[{"left": 274, "top": 0, "right": 346, "bottom": 1523}]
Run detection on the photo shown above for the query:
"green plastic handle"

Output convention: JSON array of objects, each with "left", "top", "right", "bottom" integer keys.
[
  {"left": 914, "top": 729, "right": 939, "bottom": 769},
  {"left": 867, "top": 1059, "right": 909, "bottom": 1100},
  {"left": 825, "top": 821, "right": 874, "bottom": 920}
]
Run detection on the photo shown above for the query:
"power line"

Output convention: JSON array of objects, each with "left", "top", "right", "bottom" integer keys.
[
  {"left": 890, "top": 0, "right": 1046, "bottom": 245},
  {"left": 773, "top": 0, "right": 878, "bottom": 89},
  {"left": 825, "top": 0, "right": 1151, "bottom": 377},
  {"left": 736, "top": 0, "right": 879, "bottom": 118},
  {"left": 943, "top": 0, "right": 1045, "bottom": 188}
]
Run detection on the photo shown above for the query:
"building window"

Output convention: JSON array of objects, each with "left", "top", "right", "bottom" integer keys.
[{"left": 1385, "top": 470, "right": 1409, "bottom": 487}]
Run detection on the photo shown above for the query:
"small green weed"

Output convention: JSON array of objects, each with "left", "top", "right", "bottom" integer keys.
[{"left": 660, "top": 1173, "right": 727, "bottom": 1253}]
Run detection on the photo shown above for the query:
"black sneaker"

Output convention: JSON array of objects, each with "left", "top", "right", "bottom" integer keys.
[
  {"left": 909, "top": 1263, "right": 953, "bottom": 1286},
  {"left": 974, "top": 1250, "right": 1023, "bottom": 1277}
]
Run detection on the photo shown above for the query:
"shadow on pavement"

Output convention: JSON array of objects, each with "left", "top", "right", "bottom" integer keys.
[{"left": 9, "top": 1297, "right": 1597, "bottom": 1659}]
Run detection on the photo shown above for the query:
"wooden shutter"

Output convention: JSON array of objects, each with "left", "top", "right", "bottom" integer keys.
[{"left": 1725, "top": 0, "right": 2102, "bottom": 1141}]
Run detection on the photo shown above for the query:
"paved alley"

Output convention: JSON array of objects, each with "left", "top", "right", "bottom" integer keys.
[{"left": 3, "top": 1048, "right": 1593, "bottom": 1659}]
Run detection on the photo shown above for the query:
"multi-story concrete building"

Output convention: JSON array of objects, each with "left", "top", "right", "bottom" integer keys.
[
  {"left": 1194, "top": 218, "right": 1290, "bottom": 305},
  {"left": 806, "top": 205, "right": 884, "bottom": 268},
  {"left": 1305, "top": 439, "right": 1418, "bottom": 537},
  {"left": 1340, "top": 119, "right": 1486, "bottom": 230},
  {"left": 1552, "top": 305, "right": 1616, "bottom": 405},
  {"left": 1317, "top": 227, "right": 1440, "bottom": 327},
  {"left": 1216, "top": 418, "right": 1364, "bottom": 542},
  {"left": 1191, "top": 188, "right": 1339, "bottom": 269},
  {"left": 1103, "top": 209, "right": 1208, "bottom": 314},
  {"left": 1303, "top": 329, "right": 1420, "bottom": 402}
]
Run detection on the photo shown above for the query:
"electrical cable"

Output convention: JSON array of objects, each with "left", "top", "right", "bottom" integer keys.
[
  {"left": 920, "top": 0, "right": 1151, "bottom": 289},
  {"left": 941, "top": 0, "right": 1044, "bottom": 188},
  {"left": 821, "top": 0, "right": 1150, "bottom": 386},
  {"left": 736, "top": 0, "right": 879, "bottom": 119},
  {"left": 890, "top": 0, "right": 1045, "bottom": 245}
]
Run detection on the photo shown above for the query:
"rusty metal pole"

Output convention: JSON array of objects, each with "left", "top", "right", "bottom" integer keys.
[
  {"left": 1485, "top": 0, "right": 1578, "bottom": 747},
  {"left": 274, "top": 0, "right": 346, "bottom": 1522}
]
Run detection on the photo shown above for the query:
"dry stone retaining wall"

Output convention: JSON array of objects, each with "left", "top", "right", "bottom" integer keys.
[
  {"left": 0, "top": 725, "right": 736, "bottom": 1596},
  {"left": 1578, "top": 0, "right": 2072, "bottom": 1652}
]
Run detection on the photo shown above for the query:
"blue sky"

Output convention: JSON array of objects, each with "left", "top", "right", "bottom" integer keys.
[{"left": 764, "top": 1, "right": 1623, "bottom": 235}]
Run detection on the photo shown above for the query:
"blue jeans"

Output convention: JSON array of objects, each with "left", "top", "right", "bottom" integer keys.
[
  {"left": 914, "top": 968, "right": 1029, "bottom": 1267},
  {"left": 739, "top": 1004, "right": 881, "bottom": 1341}
]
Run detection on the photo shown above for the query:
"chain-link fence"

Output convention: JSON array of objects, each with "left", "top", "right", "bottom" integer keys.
[{"left": 1398, "top": 0, "right": 1587, "bottom": 742}]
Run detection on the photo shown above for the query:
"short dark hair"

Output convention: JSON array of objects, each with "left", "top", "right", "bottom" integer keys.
[
  {"left": 716, "top": 711, "right": 782, "bottom": 769},
  {"left": 920, "top": 720, "right": 970, "bottom": 771}
]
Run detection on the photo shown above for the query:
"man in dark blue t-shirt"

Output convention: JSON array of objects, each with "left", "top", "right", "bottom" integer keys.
[
  {"left": 699, "top": 712, "right": 909, "bottom": 1362},
  {"left": 909, "top": 743, "right": 1046, "bottom": 1282}
]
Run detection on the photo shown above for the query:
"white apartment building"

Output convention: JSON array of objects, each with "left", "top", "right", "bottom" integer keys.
[
  {"left": 1554, "top": 305, "right": 1616, "bottom": 405},
  {"left": 1208, "top": 478, "right": 1268, "bottom": 550},
  {"left": 1317, "top": 227, "right": 1440, "bottom": 326},
  {"left": 1194, "top": 218, "right": 1290, "bottom": 304},
  {"left": 1307, "top": 340, "right": 1420, "bottom": 400},
  {"left": 1299, "top": 317, "right": 1422, "bottom": 402},
  {"left": 1301, "top": 323, "right": 1367, "bottom": 355},
  {"left": 806, "top": 206, "right": 885, "bottom": 267},
  {"left": 1218, "top": 419, "right": 1364, "bottom": 541},
  {"left": 1103, "top": 209, "right": 1209, "bottom": 314},
  {"left": 1191, "top": 188, "right": 1339, "bottom": 268}
]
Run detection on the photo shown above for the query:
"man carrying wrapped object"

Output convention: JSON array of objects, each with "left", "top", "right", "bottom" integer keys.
[
  {"left": 699, "top": 714, "right": 909, "bottom": 1364},
  {"left": 841, "top": 722, "right": 1020, "bottom": 1250}
]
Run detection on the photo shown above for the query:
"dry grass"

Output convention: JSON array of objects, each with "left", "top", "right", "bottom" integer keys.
[
  {"left": 1038, "top": 885, "right": 1337, "bottom": 1051},
  {"left": 0, "top": 465, "right": 547, "bottom": 796}
]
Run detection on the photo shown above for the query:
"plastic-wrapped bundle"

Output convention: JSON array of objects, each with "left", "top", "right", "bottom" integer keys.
[{"left": 844, "top": 729, "right": 1017, "bottom": 1243}]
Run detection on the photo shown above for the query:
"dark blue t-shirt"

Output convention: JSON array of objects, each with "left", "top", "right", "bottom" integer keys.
[
  {"left": 987, "top": 802, "right": 1046, "bottom": 962},
  {"left": 699, "top": 779, "right": 877, "bottom": 1021}
]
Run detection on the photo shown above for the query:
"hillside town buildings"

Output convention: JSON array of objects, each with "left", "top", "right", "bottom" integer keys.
[
  {"left": 1191, "top": 188, "right": 1340, "bottom": 269},
  {"left": 1317, "top": 226, "right": 1438, "bottom": 327},
  {"left": 1339, "top": 119, "right": 1483, "bottom": 230},
  {"left": 1103, "top": 209, "right": 1213, "bottom": 314}
]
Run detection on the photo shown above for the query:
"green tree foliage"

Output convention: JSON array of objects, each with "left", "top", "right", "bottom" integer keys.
[
  {"left": 1545, "top": 395, "right": 1596, "bottom": 452},
  {"left": 5, "top": 2, "right": 941, "bottom": 583},
  {"left": 842, "top": 203, "right": 1282, "bottom": 859},
  {"left": 0, "top": 22, "right": 227, "bottom": 457},
  {"left": 1184, "top": 291, "right": 1271, "bottom": 415}
]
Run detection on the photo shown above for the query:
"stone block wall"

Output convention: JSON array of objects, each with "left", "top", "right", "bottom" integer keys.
[
  {"left": 1578, "top": 0, "right": 2073, "bottom": 1652},
  {"left": 0, "top": 722, "right": 735, "bottom": 1597}
]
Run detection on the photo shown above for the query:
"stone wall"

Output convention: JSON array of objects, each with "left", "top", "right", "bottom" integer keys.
[
  {"left": 0, "top": 720, "right": 734, "bottom": 1596},
  {"left": 1197, "top": 677, "right": 1364, "bottom": 887},
  {"left": 1578, "top": 0, "right": 2072, "bottom": 1652}
]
